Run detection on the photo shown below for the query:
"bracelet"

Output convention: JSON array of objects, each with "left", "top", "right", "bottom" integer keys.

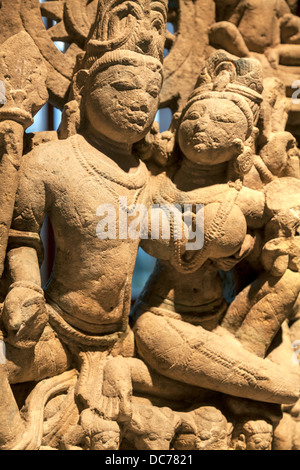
[{"left": 8, "top": 281, "right": 44, "bottom": 295}]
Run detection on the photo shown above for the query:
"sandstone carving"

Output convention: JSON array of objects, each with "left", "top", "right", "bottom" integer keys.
[{"left": 0, "top": 0, "right": 299, "bottom": 451}]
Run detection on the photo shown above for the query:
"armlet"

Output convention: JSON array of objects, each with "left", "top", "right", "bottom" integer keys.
[{"left": 7, "top": 229, "right": 44, "bottom": 264}]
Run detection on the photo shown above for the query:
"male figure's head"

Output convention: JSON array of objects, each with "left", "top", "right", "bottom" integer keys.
[
  {"left": 76, "top": 51, "right": 163, "bottom": 145},
  {"left": 61, "top": 1, "right": 168, "bottom": 145}
]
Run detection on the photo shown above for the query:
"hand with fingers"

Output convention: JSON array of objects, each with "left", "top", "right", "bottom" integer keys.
[{"left": 2, "top": 282, "right": 48, "bottom": 349}]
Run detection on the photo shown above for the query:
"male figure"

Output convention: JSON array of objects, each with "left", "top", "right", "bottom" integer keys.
[{"left": 0, "top": 0, "right": 169, "bottom": 450}]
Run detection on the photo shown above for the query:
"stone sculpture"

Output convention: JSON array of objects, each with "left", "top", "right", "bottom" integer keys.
[{"left": 0, "top": 0, "right": 299, "bottom": 451}]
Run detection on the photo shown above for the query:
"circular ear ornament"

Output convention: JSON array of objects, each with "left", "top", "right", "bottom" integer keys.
[{"left": 234, "top": 146, "right": 254, "bottom": 175}]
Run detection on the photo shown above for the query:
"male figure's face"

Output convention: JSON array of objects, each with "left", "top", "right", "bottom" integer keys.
[{"left": 85, "top": 61, "right": 162, "bottom": 145}]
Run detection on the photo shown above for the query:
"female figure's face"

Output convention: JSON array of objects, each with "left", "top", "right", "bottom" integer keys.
[
  {"left": 84, "top": 62, "right": 162, "bottom": 145},
  {"left": 178, "top": 98, "right": 249, "bottom": 165}
]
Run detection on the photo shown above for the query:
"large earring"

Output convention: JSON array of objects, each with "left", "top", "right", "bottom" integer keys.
[
  {"left": 58, "top": 69, "right": 89, "bottom": 139},
  {"left": 234, "top": 145, "right": 254, "bottom": 176},
  {"left": 58, "top": 100, "right": 81, "bottom": 139},
  {"left": 227, "top": 140, "right": 254, "bottom": 182}
]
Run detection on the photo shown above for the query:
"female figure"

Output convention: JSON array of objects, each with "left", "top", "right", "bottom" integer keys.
[{"left": 132, "top": 51, "right": 300, "bottom": 405}]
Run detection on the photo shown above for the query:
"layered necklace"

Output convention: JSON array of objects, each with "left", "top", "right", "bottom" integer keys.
[{"left": 72, "top": 134, "right": 149, "bottom": 211}]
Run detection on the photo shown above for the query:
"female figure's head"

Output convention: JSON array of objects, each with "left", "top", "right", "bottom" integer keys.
[
  {"left": 178, "top": 92, "right": 254, "bottom": 166},
  {"left": 168, "top": 51, "right": 263, "bottom": 176}
]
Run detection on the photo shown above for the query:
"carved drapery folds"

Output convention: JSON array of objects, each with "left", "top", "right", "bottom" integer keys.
[{"left": 0, "top": 0, "right": 299, "bottom": 451}]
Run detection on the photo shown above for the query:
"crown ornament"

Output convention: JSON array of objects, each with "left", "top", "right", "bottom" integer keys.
[{"left": 83, "top": 0, "right": 168, "bottom": 68}]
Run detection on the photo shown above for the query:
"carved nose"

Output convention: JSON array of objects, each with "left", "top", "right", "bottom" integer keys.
[
  {"left": 140, "top": 104, "right": 149, "bottom": 113},
  {"left": 195, "top": 120, "right": 208, "bottom": 132},
  {"left": 130, "top": 104, "right": 149, "bottom": 113}
]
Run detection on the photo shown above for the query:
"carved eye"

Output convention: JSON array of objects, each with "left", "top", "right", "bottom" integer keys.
[
  {"left": 149, "top": 433, "right": 158, "bottom": 441},
  {"left": 111, "top": 80, "right": 136, "bottom": 91},
  {"left": 147, "top": 86, "right": 160, "bottom": 98},
  {"left": 186, "top": 111, "right": 200, "bottom": 120},
  {"left": 254, "top": 438, "right": 262, "bottom": 445},
  {"left": 213, "top": 115, "right": 235, "bottom": 123}
]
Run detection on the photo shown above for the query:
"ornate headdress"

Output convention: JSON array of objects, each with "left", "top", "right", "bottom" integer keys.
[{"left": 84, "top": 0, "right": 168, "bottom": 67}]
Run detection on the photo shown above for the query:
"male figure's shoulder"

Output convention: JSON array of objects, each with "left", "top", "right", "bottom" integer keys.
[{"left": 21, "top": 135, "right": 78, "bottom": 178}]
